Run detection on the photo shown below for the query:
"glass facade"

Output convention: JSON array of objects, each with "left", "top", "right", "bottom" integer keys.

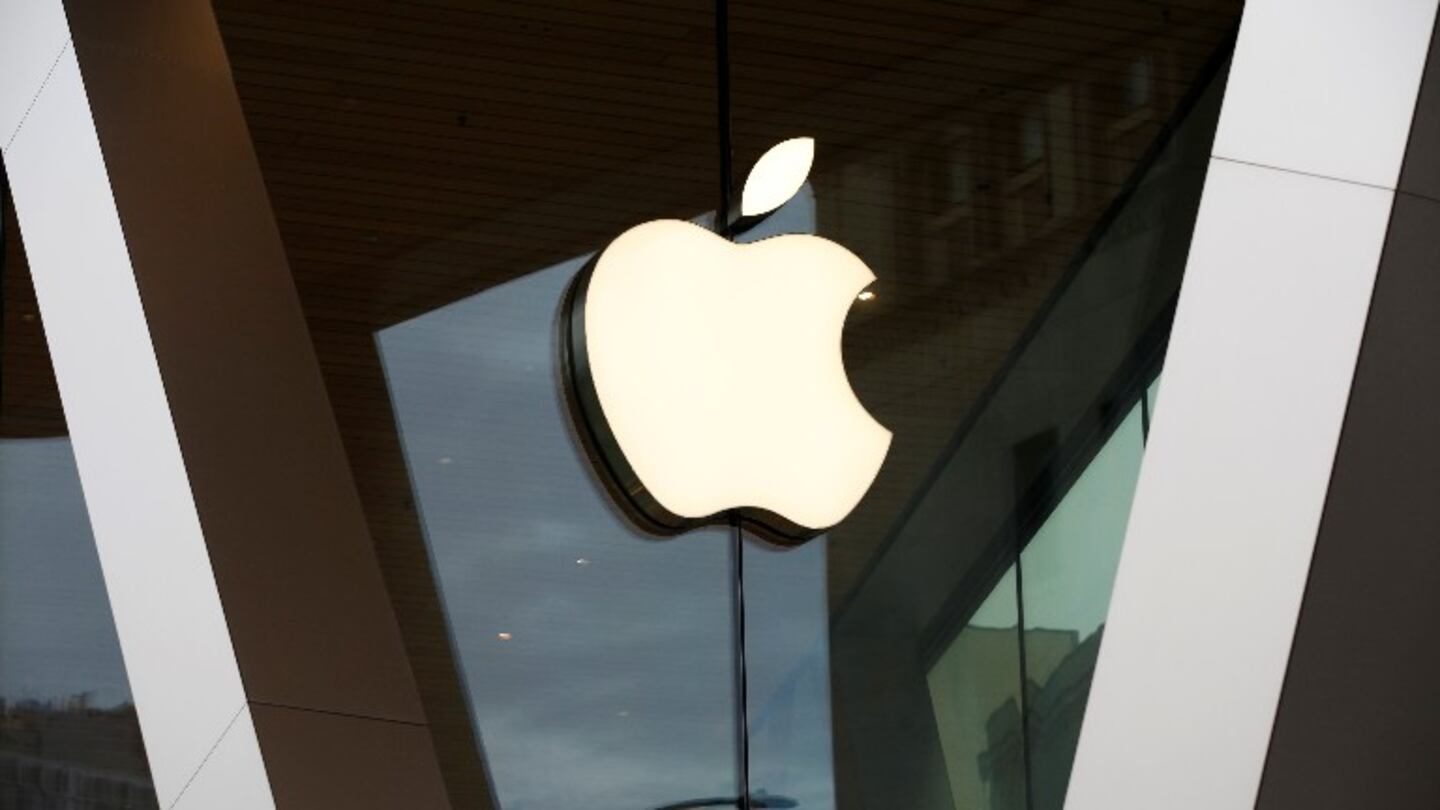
[
  {"left": 729, "top": 4, "right": 1232, "bottom": 808},
  {"left": 210, "top": 1, "right": 1239, "bottom": 806},
  {"left": 377, "top": 259, "right": 741, "bottom": 808},
  {"left": 0, "top": 2, "right": 1243, "bottom": 808},
  {"left": 0, "top": 184, "right": 158, "bottom": 808},
  {"left": 925, "top": 392, "right": 1152, "bottom": 810}
]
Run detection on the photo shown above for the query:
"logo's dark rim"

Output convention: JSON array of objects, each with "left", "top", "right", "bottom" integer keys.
[{"left": 559, "top": 248, "right": 821, "bottom": 547}]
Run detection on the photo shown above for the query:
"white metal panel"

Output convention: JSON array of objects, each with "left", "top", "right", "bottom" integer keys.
[
  {"left": 0, "top": 1, "right": 68, "bottom": 149},
  {"left": 1065, "top": 159, "right": 1394, "bottom": 809},
  {"left": 1213, "top": 0, "right": 1439, "bottom": 188},
  {"left": 2, "top": 46, "right": 265, "bottom": 806},
  {"left": 171, "top": 706, "right": 276, "bottom": 810}
]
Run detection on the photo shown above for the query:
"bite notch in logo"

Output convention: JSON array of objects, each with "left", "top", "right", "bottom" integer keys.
[{"left": 561, "top": 138, "right": 891, "bottom": 545}]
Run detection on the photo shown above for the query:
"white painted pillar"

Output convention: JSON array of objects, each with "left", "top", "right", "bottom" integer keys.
[
  {"left": 0, "top": 2, "right": 450, "bottom": 807},
  {"left": 1066, "top": 2, "right": 1440, "bottom": 808}
]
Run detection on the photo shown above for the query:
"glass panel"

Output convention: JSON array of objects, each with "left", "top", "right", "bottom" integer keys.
[
  {"left": 378, "top": 254, "right": 739, "bottom": 810},
  {"left": 1, "top": 189, "right": 158, "bottom": 808},
  {"left": 1020, "top": 405, "right": 1146, "bottom": 810},
  {"left": 727, "top": 3, "right": 1241, "bottom": 808},
  {"left": 741, "top": 537, "right": 836, "bottom": 810},
  {"left": 927, "top": 565, "right": 1025, "bottom": 810},
  {"left": 207, "top": 2, "right": 1241, "bottom": 806}
]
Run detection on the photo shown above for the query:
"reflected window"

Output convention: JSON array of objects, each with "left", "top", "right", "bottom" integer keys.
[
  {"left": 1019, "top": 403, "right": 1146, "bottom": 809},
  {"left": 927, "top": 394, "right": 1150, "bottom": 810},
  {"left": 928, "top": 567, "right": 1025, "bottom": 810}
]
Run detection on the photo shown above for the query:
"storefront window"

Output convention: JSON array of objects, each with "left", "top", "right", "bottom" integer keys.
[
  {"left": 1018, "top": 401, "right": 1146, "bottom": 809},
  {"left": 206, "top": 2, "right": 1243, "bottom": 807},
  {"left": 728, "top": 4, "right": 1235, "bottom": 807}
]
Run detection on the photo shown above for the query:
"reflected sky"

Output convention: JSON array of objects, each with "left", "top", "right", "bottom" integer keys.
[
  {"left": 1018, "top": 404, "right": 1145, "bottom": 639},
  {"left": 928, "top": 401, "right": 1150, "bottom": 810},
  {"left": 965, "top": 402, "right": 1145, "bottom": 638},
  {"left": 0, "top": 437, "right": 133, "bottom": 709},
  {"left": 378, "top": 190, "right": 832, "bottom": 808},
  {"left": 381, "top": 258, "right": 735, "bottom": 809},
  {"left": 378, "top": 192, "right": 835, "bottom": 809}
]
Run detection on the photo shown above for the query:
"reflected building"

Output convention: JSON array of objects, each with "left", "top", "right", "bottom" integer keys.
[
  {"left": 0, "top": 698, "right": 155, "bottom": 810},
  {"left": 954, "top": 627, "right": 1105, "bottom": 810}
]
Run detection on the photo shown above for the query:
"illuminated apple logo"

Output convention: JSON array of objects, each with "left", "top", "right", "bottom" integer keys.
[{"left": 561, "top": 138, "right": 891, "bottom": 544}]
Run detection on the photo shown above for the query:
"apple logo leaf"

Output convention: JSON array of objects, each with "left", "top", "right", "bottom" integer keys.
[{"left": 740, "top": 137, "right": 814, "bottom": 218}]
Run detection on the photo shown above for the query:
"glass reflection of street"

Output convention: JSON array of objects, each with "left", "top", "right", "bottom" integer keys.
[{"left": 0, "top": 438, "right": 157, "bottom": 809}]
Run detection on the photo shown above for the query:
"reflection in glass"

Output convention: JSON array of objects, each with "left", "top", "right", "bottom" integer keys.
[
  {"left": 1019, "top": 405, "right": 1146, "bottom": 809},
  {"left": 927, "top": 566, "right": 1025, "bottom": 810},
  {"left": 920, "top": 396, "right": 1151, "bottom": 810},
  {"left": 729, "top": 3, "right": 1240, "bottom": 807},
  {"left": 379, "top": 258, "right": 740, "bottom": 809},
  {"left": 210, "top": 4, "right": 730, "bottom": 796},
  {"left": 0, "top": 439, "right": 157, "bottom": 809}
]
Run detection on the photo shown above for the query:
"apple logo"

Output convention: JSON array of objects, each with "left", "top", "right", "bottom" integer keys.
[{"left": 561, "top": 138, "right": 891, "bottom": 545}]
